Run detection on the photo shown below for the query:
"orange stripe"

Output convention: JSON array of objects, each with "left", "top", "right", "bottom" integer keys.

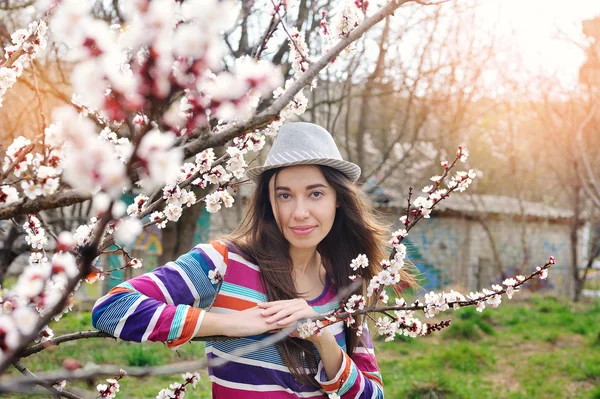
[
  {"left": 107, "top": 286, "right": 134, "bottom": 295},
  {"left": 364, "top": 372, "right": 383, "bottom": 387},
  {"left": 211, "top": 240, "right": 229, "bottom": 266},
  {"left": 167, "top": 307, "right": 201, "bottom": 348},
  {"left": 321, "top": 352, "right": 352, "bottom": 391},
  {"left": 212, "top": 294, "right": 256, "bottom": 311}
]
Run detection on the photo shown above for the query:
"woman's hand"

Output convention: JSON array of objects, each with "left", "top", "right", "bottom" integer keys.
[
  {"left": 256, "top": 299, "right": 333, "bottom": 344},
  {"left": 257, "top": 298, "right": 319, "bottom": 326},
  {"left": 217, "top": 306, "right": 287, "bottom": 337}
]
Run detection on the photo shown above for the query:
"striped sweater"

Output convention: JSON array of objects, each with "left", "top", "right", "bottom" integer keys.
[{"left": 92, "top": 241, "right": 384, "bottom": 398}]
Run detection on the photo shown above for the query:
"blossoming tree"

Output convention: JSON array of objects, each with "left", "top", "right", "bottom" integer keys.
[{"left": 0, "top": 0, "right": 555, "bottom": 397}]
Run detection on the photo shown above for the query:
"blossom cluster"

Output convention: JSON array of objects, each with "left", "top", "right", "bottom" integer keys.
[
  {"left": 0, "top": 0, "right": 284, "bottom": 209},
  {"left": 288, "top": 28, "right": 310, "bottom": 74},
  {"left": 0, "top": 226, "right": 81, "bottom": 363},
  {"left": 96, "top": 369, "right": 126, "bottom": 399},
  {"left": 0, "top": 129, "right": 63, "bottom": 205},
  {"left": 156, "top": 371, "right": 200, "bottom": 399},
  {"left": 336, "top": 0, "right": 362, "bottom": 38},
  {"left": 0, "top": 20, "right": 48, "bottom": 107}
]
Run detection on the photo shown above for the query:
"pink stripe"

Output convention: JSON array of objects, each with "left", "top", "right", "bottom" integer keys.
[
  {"left": 147, "top": 306, "right": 175, "bottom": 341},
  {"left": 129, "top": 275, "right": 167, "bottom": 303},
  {"left": 211, "top": 383, "right": 325, "bottom": 398},
  {"left": 351, "top": 352, "right": 379, "bottom": 372},
  {"left": 342, "top": 378, "right": 363, "bottom": 397},
  {"left": 225, "top": 258, "right": 264, "bottom": 292}
]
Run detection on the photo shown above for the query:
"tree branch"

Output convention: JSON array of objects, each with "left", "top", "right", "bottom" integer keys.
[
  {"left": 11, "top": 360, "right": 83, "bottom": 399},
  {"left": 0, "top": 189, "right": 92, "bottom": 221},
  {"left": 183, "top": 0, "right": 414, "bottom": 158}
]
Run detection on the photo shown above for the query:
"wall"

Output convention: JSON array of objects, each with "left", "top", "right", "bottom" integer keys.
[{"left": 379, "top": 210, "right": 578, "bottom": 298}]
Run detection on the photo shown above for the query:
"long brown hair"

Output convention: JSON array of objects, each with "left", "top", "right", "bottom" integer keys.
[{"left": 224, "top": 165, "right": 418, "bottom": 386}]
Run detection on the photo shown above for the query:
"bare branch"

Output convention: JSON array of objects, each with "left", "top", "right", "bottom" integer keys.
[
  {"left": 11, "top": 360, "right": 83, "bottom": 399},
  {"left": 0, "top": 190, "right": 92, "bottom": 221},
  {"left": 183, "top": 0, "right": 414, "bottom": 157}
]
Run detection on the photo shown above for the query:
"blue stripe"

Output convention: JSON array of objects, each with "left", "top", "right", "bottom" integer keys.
[
  {"left": 95, "top": 292, "right": 141, "bottom": 336},
  {"left": 221, "top": 282, "right": 267, "bottom": 302},
  {"left": 173, "top": 255, "right": 217, "bottom": 308},
  {"left": 313, "top": 301, "right": 340, "bottom": 314},
  {"left": 339, "top": 361, "right": 359, "bottom": 395},
  {"left": 168, "top": 305, "right": 187, "bottom": 341},
  {"left": 206, "top": 337, "right": 285, "bottom": 366}
]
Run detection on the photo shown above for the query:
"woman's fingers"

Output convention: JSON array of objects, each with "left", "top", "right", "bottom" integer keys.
[
  {"left": 265, "top": 305, "right": 302, "bottom": 323},
  {"left": 260, "top": 304, "right": 284, "bottom": 317},
  {"left": 257, "top": 299, "right": 294, "bottom": 308},
  {"left": 257, "top": 299, "right": 316, "bottom": 324},
  {"left": 277, "top": 314, "right": 303, "bottom": 325},
  {"left": 274, "top": 307, "right": 314, "bottom": 325}
]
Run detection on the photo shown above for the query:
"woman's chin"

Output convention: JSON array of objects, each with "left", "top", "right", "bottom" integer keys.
[{"left": 286, "top": 234, "right": 323, "bottom": 250}]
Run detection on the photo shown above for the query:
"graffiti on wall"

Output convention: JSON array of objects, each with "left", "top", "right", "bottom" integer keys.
[{"left": 399, "top": 215, "right": 571, "bottom": 295}]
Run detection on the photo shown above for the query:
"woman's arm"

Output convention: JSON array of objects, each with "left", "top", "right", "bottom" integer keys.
[
  {"left": 92, "top": 241, "right": 228, "bottom": 349},
  {"left": 195, "top": 308, "right": 284, "bottom": 338},
  {"left": 258, "top": 299, "right": 384, "bottom": 398},
  {"left": 314, "top": 324, "right": 384, "bottom": 398},
  {"left": 311, "top": 329, "right": 344, "bottom": 380}
]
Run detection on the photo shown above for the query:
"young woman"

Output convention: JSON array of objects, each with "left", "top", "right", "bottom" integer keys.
[{"left": 92, "top": 122, "right": 418, "bottom": 398}]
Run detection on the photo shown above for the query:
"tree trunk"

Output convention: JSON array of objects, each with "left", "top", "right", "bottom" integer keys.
[
  {"left": 571, "top": 186, "right": 582, "bottom": 302},
  {"left": 355, "top": 15, "right": 390, "bottom": 172},
  {"left": 158, "top": 187, "right": 208, "bottom": 265}
]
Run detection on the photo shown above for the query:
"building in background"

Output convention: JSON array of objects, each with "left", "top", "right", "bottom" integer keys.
[{"left": 377, "top": 191, "right": 587, "bottom": 299}]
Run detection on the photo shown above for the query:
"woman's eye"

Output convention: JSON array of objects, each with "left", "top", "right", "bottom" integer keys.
[
  {"left": 311, "top": 192, "right": 323, "bottom": 198},
  {"left": 278, "top": 193, "right": 290, "bottom": 200}
]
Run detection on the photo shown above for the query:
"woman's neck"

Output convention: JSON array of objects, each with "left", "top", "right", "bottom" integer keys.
[{"left": 289, "top": 246, "right": 320, "bottom": 277}]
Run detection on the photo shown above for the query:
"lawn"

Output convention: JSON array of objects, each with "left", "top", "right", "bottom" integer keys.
[{"left": 3, "top": 294, "right": 599, "bottom": 398}]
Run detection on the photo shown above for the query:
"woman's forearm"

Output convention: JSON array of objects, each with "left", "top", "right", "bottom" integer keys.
[
  {"left": 313, "top": 331, "right": 344, "bottom": 380},
  {"left": 194, "top": 311, "right": 231, "bottom": 337}
]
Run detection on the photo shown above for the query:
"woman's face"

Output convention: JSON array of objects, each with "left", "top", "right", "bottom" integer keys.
[{"left": 269, "top": 165, "right": 338, "bottom": 251}]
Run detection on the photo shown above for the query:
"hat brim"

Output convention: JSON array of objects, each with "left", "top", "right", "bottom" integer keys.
[{"left": 246, "top": 158, "right": 361, "bottom": 183}]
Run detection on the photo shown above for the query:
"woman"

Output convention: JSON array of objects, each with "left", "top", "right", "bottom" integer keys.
[{"left": 92, "top": 122, "right": 418, "bottom": 398}]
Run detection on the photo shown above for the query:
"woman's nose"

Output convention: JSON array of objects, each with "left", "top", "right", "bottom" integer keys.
[{"left": 292, "top": 200, "right": 310, "bottom": 219}]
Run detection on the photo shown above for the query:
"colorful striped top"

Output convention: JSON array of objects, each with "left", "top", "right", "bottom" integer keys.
[{"left": 92, "top": 241, "right": 384, "bottom": 398}]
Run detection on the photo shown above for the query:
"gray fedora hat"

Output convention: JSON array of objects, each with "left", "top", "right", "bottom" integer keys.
[{"left": 246, "top": 122, "right": 361, "bottom": 183}]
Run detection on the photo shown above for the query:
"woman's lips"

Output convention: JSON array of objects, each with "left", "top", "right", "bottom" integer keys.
[{"left": 290, "top": 226, "right": 316, "bottom": 236}]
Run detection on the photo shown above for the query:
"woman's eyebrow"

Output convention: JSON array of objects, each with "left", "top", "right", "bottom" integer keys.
[{"left": 275, "top": 183, "right": 328, "bottom": 191}]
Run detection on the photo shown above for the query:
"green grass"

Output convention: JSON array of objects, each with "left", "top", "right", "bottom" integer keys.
[{"left": 4, "top": 295, "right": 600, "bottom": 398}]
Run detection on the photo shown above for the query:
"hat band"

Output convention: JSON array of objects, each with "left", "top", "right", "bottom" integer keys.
[{"left": 265, "top": 150, "right": 341, "bottom": 166}]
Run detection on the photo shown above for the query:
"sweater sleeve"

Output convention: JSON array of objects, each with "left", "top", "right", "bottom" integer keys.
[
  {"left": 91, "top": 240, "right": 228, "bottom": 350},
  {"left": 315, "top": 324, "right": 384, "bottom": 398}
]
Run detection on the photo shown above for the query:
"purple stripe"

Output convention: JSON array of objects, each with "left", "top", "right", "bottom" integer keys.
[
  {"left": 334, "top": 329, "right": 345, "bottom": 344},
  {"left": 358, "top": 328, "right": 375, "bottom": 348},
  {"left": 152, "top": 265, "right": 195, "bottom": 306},
  {"left": 207, "top": 352, "right": 319, "bottom": 393},
  {"left": 309, "top": 281, "right": 337, "bottom": 306},
  {"left": 307, "top": 279, "right": 330, "bottom": 305},
  {"left": 120, "top": 298, "right": 162, "bottom": 342}
]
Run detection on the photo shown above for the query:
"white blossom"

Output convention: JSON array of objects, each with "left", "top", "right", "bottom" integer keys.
[
  {"left": 0, "top": 186, "right": 19, "bottom": 205},
  {"left": 114, "top": 218, "right": 143, "bottom": 244}
]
